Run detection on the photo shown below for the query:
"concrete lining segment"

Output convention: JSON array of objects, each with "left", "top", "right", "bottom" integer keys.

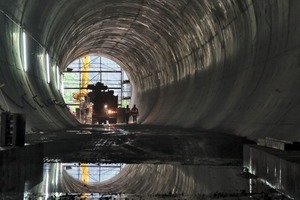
[
  {"left": 0, "top": 0, "right": 300, "bottom": 141},
  {"left": 244, "top": 144, "right": 300, "bottom": 199}
]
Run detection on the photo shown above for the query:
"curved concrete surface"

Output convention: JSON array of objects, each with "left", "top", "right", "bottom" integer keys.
[
  {"left": 30, "top": 163, "right": 249, "bottom": 196},
  {"left": 1, "top": 1, "right": 300, "bottom": 140},
  {"left": 28, "top": 163, "right": 290, "bottom": 199},
  {"left": 88, "top": 164, "right": 248, "bottom": 195}
]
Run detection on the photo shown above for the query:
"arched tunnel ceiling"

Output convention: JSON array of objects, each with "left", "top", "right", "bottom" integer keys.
[
  {"left": 22, "top": 0, "right": 231, "bottom": 87},
  {"left": 1, "top": 0, "right": 300, "bottom": 140}
]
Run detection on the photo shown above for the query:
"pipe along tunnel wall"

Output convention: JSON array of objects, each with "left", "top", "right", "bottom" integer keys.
[{"left": 0, "top": 0, "right": 300, "bottom": 141}]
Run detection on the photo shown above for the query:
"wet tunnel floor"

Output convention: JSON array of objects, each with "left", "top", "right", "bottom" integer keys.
[
  {"left": 26, "top": 124, "right": 253, "bottom": 165},
  {"left": 1, "top": 125, "right": 293, "bottom": 199}
]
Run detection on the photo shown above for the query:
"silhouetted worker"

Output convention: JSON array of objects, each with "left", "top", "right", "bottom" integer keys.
[
  {"left": 131, "top": 104, "right": 139, "bottom": 124},
  {"left": 125, "top": 105, "right": 131, "bottom": 124}
]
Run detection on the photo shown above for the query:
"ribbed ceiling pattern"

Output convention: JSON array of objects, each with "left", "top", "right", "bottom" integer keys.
[{"left": 20, "top": 0, "right": 236, "bottom": 90}]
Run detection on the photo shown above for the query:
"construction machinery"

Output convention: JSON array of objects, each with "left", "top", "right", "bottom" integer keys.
[
  {"left": 71, "top": 56, "right": 92, "bottom": 123},
  {"left": 70, "top": 56, "right": 119, "bottom": 124},
  {"left": 87, "top": 82, "right": 118, "bottom": 124},
  {"left": 72, "top": 56, "right": 90, "bottom": 102}
]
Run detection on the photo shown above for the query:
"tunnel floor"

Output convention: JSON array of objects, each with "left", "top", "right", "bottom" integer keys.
[
  {"left": 1, "top": 125, "right": 293, "bottom": 199},
  {"left": 26, "top": 124, "right": 253, "bottom": 165}
]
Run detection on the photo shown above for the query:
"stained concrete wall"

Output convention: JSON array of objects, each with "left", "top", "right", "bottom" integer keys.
[{"left": 0, "top": 0, "right": 300, "bottom": 140}]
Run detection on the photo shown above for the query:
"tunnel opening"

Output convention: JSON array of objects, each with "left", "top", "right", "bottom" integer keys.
[{"left": 62, "top": 55, "right": 132, "bottom": 124}]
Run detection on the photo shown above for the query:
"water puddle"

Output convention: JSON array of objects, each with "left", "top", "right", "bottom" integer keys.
[{"left": 19, "top": 162, "right": 292, "bottom": 200}]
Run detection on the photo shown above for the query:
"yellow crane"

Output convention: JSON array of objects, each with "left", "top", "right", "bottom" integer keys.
[
  {"left": 81, "top": 163, "right": 89, "bottom": 198},
  {"left": 72, "top": 56, "right": 90, "bottom": 102},
  {"left": 78, "top": 57, "right": 90, "bottom": 189},
  {"left": 78, "top": 52, "right": 90, "bottom": 190},
  {"left": 81, "top": 163, "right": 89, "bottom": 183}
]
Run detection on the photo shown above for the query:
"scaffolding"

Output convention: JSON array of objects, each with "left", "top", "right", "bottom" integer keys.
[
  {"left": 63, "top": 56, "right": 131, "bottom": 112},
  {"left": 64, "top": 163, "right": 124, "bottom": 183}
]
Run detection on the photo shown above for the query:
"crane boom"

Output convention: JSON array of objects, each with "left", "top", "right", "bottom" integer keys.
[
  {"left": 81, "top": 56, "right": 90, "bottom": 95},
  {"left": 72, "top": 56, "right": 90, "bottom": 101}
]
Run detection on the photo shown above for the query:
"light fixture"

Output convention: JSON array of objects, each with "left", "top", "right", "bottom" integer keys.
[
  {"left": 22, "top": 31, "right": 28, "bottom": 72},
  {"left": 56, "top": 66, "right": 60, "bottom": 90},
  {"left": 60, "top": 74, "right": 64, "bottom": 95},
  {"left": 46, "top": 53, "right": 50, "bottom": 83}
]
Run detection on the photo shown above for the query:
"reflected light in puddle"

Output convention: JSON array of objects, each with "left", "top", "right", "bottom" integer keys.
[{"left": 64, "top": 163, "right": 125, "bottom": 183}]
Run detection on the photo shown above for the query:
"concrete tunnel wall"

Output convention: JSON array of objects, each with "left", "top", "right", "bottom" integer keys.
[{"left": 1, "top": 0, "right": 300, "bottom": 141}]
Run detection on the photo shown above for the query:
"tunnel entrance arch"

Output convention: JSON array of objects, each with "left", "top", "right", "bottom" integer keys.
[{"left": 62, "top": 55, "right": 131, "bottom": 124}]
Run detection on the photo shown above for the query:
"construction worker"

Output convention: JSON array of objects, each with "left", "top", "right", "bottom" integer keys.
[
  {"left": 125, "top": 105, "right": 131, "bottom": 124},
  {"left": 131, "top": 104, "right": 139, "bottom": 124}
]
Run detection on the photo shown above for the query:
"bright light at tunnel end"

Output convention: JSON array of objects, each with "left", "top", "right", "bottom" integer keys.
[{"left": 22, "top": 31, "right": 28, "bottom": 72}]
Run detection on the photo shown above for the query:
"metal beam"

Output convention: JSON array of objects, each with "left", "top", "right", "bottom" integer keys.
[
  {"left": 64, "top": 70, "right": 122, "bottom": 73},
  {"left": 64, "top": 87, "right": 122, "bottom": 90}
]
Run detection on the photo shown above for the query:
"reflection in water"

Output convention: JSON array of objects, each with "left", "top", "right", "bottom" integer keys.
[
  {"left": 23, "top": 162, "right": 292, "bottom": 199},
  {"left": 64, "top": 163, "right": 125, "bottom": 183},
  {"left": 0, "top": 144, "right": 43, "bottom": 199}
]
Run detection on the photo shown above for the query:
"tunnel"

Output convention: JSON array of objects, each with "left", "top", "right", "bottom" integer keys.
[
  {"left": 1, "top": 0, "right": 299, "bottom": 140},
  {"left": 1, "top": 0, "right": 300, "bottom": 199}
]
